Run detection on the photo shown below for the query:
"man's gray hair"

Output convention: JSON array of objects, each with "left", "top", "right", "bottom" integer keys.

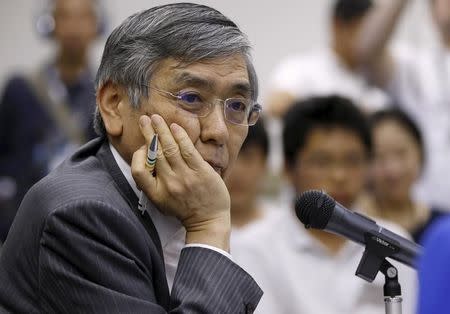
[{"left": 94, "top": 2, "right": 258, "bottom": 136}]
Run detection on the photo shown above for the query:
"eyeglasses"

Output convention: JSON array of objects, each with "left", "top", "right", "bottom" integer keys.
[{"left": 146, "top": 86, "right": 262, "bottom": 126}]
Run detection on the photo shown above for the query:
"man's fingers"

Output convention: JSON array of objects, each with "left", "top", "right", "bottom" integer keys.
[
  {"left": 139, "top": 115, "right": 155, "bottom": 144},
  {"left": 138, "top": 114, "right": 173, "bottom": 173},
  {"left": 154, "top": 143, "right": 173, "bottom": 175},
  {"left": 150, "top": 114, "right": 184, "bottom": 168},
  {"left": 170, "top": 123, "right": 203, "bottom": 170},
  {"left": 131, "top": 144, "right": 156, "bottom": 192}
]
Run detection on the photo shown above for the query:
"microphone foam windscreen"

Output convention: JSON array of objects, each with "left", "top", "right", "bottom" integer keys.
[{"left": 295, "top": 190, "right": 335, "bottom": 229}]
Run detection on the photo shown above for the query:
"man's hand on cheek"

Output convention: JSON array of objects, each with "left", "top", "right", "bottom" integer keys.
[{"left": 131, "top": 114, "right": 231, "bottom": 251}]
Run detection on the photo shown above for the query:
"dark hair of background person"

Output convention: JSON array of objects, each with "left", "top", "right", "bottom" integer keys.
[
  {"left": 241, "top": 118, "right": 269, "bottom": 157},
  {"left": 333, "top": 0, "right": 374, "bottom": 21},
  {"left": 369, "top": 107, "right": 425, "bottom": 167},
  {"left": 282, "top": 95, "right": 372, "bottom": 168}
]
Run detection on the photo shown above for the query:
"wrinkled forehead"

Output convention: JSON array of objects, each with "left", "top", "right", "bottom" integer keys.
[{"left": 152, "top": 55, "right": 251, "bottom": 96}]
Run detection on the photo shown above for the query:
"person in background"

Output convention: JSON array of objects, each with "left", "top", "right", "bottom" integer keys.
[
  {"left": 225, "top": 118, "right": 273, "bottom": 233},
  {"left": 363, "top": 108, "right": 447, "bottom": 243},
  {"left": 352, "top": 0, "right": 450, "bottom": 211},
  {"left": 0, "top": 0, "right": 101, "bottom": 241},
  {"left": 233, "top": 96, "right": 417, "bottom": 314},
  {"left": 265, "top": 0, "right": 388, "bottom": 118}
]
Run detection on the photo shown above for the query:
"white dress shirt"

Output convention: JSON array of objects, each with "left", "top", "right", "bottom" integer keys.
[
  {"left": 270, "top": 49, "right": 389, "bottom": 112},
  {"left": 109, "top": 143, "right": 232, "bottom": 291},
  {"left": 389, "top": 44, "right": 450, "bottom": 210},
  {"left": 233, "top": 207, "right": 418, "bottom": 314}
]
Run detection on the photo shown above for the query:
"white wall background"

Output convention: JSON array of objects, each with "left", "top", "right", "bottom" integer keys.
[{"left": 0, "top": 0, "right": 435, "bottom": 103}]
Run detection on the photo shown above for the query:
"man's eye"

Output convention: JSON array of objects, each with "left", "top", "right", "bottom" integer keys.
[
  {"left": 179, "top": 92, "right": 202, "bottom": 104},
  {"left": 228, "top": 100, "right": 247, "bottom": 112}
]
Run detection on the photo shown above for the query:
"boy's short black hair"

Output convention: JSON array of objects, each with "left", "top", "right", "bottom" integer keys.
[
  {"left": 282, "top": 95, "right": 372, "bottom": 168},
  {"left": 333, "top": 0, "right": 373, "bottom": 22}
]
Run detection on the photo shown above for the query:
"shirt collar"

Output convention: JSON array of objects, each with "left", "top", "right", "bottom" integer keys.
[{"left": 109, "top": 143, "right": 184, "bottom": 248}]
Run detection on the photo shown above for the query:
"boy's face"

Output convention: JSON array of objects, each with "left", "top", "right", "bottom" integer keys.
[{"left": 287, "top": 127, "right": 368, "bottom": 209}]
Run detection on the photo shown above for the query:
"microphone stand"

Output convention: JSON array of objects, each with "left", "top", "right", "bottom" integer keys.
[
  {"left": 381, "top": 261, "right": 402, "bottom": 314},
  {"left": 354, "top": 231, "right": 403, "bottom": 314}
]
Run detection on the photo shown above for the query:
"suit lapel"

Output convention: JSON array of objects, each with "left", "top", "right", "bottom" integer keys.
[{"left": 96, "top": 139, "right": 170, "bottom": 309}]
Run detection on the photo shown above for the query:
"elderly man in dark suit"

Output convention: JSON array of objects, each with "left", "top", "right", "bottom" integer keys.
[{"left": 0, "top": 3, "right": 263, "bottom": 313}]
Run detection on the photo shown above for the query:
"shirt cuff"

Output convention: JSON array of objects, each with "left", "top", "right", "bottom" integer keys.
[{"left": 184, "top": 243, "right": 233, "bottom": 260}]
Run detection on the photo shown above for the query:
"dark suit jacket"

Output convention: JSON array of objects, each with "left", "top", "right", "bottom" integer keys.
[{"left": 0, "top": 138, "right": 262, "bottom": 313}]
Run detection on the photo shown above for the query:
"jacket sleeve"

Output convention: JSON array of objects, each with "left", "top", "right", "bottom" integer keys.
[{"left": 172, "top": 246, "right": 263, "bottom": 313}]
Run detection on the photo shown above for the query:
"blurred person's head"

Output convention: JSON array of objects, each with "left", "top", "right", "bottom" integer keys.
[
  {"left": 226, "top": 118, "right": 269, "bottom": 217},
  {"left": 283, "top": 95, "right": 372, "bottom": 208},
  {"left": 331, "top": 0, "right": 373, "bottom": 68},
  {"left": 95, "top": 3, "right": 260, "bottom": 180},
  {"left": 430, "top": 0, "right": 450, "bottom": 46},
  {"left": 43, "top": 0, "right": 99, "bottom": 62},
  {"left": 370, "top": 108, "right": 424, "bottom": 204}
]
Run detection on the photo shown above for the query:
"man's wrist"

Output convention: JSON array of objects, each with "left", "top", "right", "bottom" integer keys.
[{"left": 184, "top": 215, "right": 231, "bottom": 252}]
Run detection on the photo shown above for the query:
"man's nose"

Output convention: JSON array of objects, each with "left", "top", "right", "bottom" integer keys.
[
  {"left": 330, "top": 165, "right": 347, "bottom": 184},
  {"left": 199, "top": 103, "right": 229, "bottom": 146}
]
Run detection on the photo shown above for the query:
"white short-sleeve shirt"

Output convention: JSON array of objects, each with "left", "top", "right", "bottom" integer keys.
[{"left": 233, "top": 207, "right": 418, "bottom": 314}]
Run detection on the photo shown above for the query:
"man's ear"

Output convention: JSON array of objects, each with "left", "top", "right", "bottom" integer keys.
[{"left": 97, "top": 82, "right": 125, "bottom": 137}]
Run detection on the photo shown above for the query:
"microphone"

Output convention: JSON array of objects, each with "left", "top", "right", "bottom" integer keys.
[{"left": 295, "top": 190, "right": 422, "bottom": 269}]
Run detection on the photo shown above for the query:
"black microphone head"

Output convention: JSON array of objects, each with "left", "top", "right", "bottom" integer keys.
[{"left": 295, "top": 190, "right": 336, "bottom": 229}]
